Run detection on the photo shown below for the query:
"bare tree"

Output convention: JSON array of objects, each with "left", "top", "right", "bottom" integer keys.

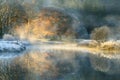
[{"left": 0, "top": 1, "right": 28, "bottom": 38}]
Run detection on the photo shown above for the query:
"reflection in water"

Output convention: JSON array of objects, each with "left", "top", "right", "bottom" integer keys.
[
  {"left": 0, "top": 48, "right": 120, "bottom": 80},
  {"left": 89, "top": 51, "right": 120, "bottom": 75}
]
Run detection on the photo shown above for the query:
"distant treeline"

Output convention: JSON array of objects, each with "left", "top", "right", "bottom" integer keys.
[{"left": 0, "top": 0, "right": 120, "bottom": 39}]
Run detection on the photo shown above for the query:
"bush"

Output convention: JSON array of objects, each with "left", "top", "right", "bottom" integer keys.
[
  {"left": 100, "top": 41, "right": 120, "bottom": 50},
  {"left": 90, "top": 26, "right": 111, "bottom": 42}
]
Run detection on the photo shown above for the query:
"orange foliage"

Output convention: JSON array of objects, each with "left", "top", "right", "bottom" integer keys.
[{"left": 15, "top": 8, "right": 73, "bottom": 40}]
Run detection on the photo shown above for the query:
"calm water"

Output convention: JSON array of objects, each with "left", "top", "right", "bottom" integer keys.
[{"left": 0, "top": 44, "right": 120, "bottom": 80}]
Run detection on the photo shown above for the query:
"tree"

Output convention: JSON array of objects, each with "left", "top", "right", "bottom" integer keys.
[
  {"left": 15, "top": 7, "right": 75, "bottom": 40},
  {"left": 40, "top": 8, "right": 74, "bottom": 38},
  {"left": 90, "top": 26, "right": 111, "bottom": 42},
  {"left": 0, "top": 1, "right": 28, "bottom": 38}
]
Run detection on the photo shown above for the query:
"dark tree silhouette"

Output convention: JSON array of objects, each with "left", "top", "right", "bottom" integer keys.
[{"left": 0, "top": 1, "right": 28, "bottom": 38}]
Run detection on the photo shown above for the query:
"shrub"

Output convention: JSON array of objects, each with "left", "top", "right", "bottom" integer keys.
[{"left": 100, "top": 41, "right": 120, "bottom": 50}]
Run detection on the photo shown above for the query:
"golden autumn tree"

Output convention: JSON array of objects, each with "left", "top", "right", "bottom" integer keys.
[{"left": 16, "top": 7, "right": 74, "bottom": 40}]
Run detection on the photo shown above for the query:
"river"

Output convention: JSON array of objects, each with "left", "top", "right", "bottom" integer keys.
[{"left": 0, "top": 41, "right": 120, "bottom": 80}]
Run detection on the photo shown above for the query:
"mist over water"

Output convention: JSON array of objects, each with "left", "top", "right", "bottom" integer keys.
[
  {"left": 0, "top": 43, "right": 119, "bottom": 80},
  {"left": 0, "top": 0, "right": 120, "bottom": 80}
]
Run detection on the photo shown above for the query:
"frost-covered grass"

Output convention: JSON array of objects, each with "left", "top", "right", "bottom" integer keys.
[
  {"left": 0, "top": 41, "right": 26, "bottom": 52},
  {"left": 77, "top": 40, "right": 120, "bottom": 53},
  {"left": 100, "top": 41, "right": 120, "bottom": 50}
]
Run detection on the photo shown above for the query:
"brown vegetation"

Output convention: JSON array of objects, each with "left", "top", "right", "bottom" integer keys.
[
  {"left": 91, "top": 26, "right": 111, "bottom": 42},
  {"left": 77, "top": 40, "right": 120, "bottom": 51},
  {"left": 100, "top": 41, "right": 120, "bottom": 50},
  {"left": 0, "top": 1, "right": 28, "bottom": 37},
  {"left": 15, "top": 7, "right": 75, "bottom": 40}
]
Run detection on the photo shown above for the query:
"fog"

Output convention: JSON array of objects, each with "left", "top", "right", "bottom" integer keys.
[
  {"left": 0, "top": 0, "right": 120, "bottom": 80},
  {"left": 1, "top": 0, "right": 120, "bottom": 39}
]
